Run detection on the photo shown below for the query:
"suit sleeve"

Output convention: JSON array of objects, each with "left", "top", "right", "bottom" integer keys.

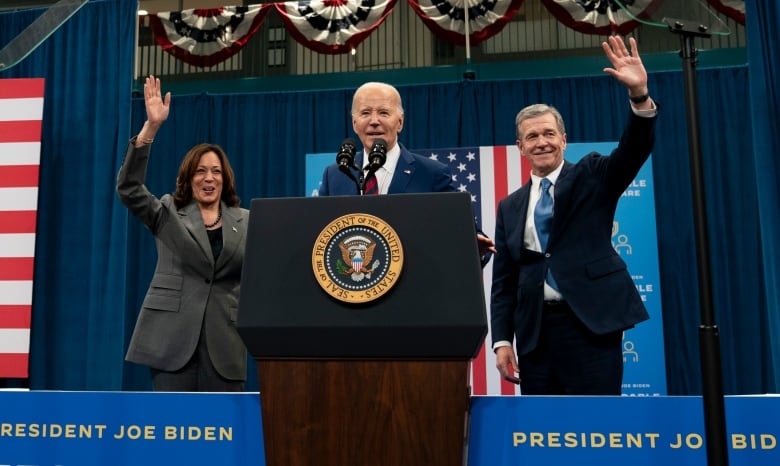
[
  {"left": 489, "top": 200, "right": 518, "bottom": 344},
  {"left": 318, "top": 165, "right": 330, "bottom": 196},
  {"left": 116, "top": 140, "right": 165, "bottom": 232}
]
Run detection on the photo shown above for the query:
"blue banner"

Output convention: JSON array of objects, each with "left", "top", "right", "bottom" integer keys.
[
  {"left": 468, "top": 395, "right": 780, "bottom": 466},
  {"left": 0, "top": 391, "right": 264, "bottom": 466},
  {"left": 2, "top": 392, "right": 778, "bottom": 465}
]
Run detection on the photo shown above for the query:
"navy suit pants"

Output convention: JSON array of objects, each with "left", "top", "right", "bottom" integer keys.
[{"left": 517, "top": 301, "right": 623, "bottom": 395}]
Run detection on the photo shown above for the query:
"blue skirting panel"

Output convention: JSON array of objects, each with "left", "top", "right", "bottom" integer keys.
[{"left": 0, "top": 392, "right": 778, "bottom": 465}]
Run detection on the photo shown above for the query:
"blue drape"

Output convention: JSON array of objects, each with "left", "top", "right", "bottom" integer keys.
[
  {"left": 1, "top": 0, "right": 137, "bottom": 389},
  {"left": 2, "top": 1, "right": 776, "bottom": 394},
  {"left": 746, "top": 0, "right": 780, "bottom": 391}
]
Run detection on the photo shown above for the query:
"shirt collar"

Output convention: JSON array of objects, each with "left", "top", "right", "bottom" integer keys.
[{"left": 530, "top": 161, "right": 564, "bottom": 187}]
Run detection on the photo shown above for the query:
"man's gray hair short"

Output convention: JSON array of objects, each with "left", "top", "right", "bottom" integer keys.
[{"left": 515, "top": 104, "right": 566, "bottom": 140}]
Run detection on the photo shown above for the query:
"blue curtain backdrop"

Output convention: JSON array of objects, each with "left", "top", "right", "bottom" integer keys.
[
  {"left": 746, "top": 0, "right": 780, "bottom": 392},
  {"left": 0, "top": 0, "right": 137, "bottom": 389},
  {"left": 1, "top": 0, "right": 777, "bottom": 394}
]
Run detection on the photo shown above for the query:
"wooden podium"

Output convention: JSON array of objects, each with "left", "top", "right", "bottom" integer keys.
[{"left": 237, "top": 193, "right": 487, "bottom": 466}]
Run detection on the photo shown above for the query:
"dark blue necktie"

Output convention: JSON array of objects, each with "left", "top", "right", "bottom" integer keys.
[{"left": 534, "top": 178, "right": 558, "bottom": 291}]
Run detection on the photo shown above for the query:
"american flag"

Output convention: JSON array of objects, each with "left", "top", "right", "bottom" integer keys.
[
  {"left": 417, "top": 145, "right": 530, "bottom": 395},
  {"left": 0, "top": 78, "right": 44, "bottom": 378}
]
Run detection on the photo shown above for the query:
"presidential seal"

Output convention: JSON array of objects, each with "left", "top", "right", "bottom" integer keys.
[{"left": 312, "top": 213, "right": 403, "bottom": 303}]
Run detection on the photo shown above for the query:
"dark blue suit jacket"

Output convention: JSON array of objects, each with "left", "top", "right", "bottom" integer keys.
[
  {"left": 319, "top": 143, "right": 455, "bottom": 195},
  {"left": 491, "top": 111, "right": 656, "bottom": 356}
]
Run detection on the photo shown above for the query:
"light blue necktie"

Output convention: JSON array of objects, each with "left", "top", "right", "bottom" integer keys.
[{"left": 534, "top": 178, "right": 558, "bottom": 291}]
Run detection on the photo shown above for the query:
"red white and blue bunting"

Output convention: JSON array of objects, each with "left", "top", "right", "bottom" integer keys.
[
  {"left": 149, "top": 5, "right": 272, "bottom": 67},
  {"left": 707, "top": 0, "right": 745, "bottom": 25},
  {"left": 407, "top": 0, "right": 525, "bottom": 47},
  {"left": 540, "top": 0, "right": 662, "bottom": 36},
  {"left": 147, "top": 0, "right": 746, "bottom": 67},
  {"left": 274, "top": 0, "right": 398, "bottom": 55}
]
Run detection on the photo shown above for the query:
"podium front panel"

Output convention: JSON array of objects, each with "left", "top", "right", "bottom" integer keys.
[{"left": 237, "top": 192, "right": 487, "bottom": 359}]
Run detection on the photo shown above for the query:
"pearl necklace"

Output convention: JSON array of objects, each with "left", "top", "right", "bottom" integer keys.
[{"left": 204, "top": 205, "right": 222, "bottom": 228}]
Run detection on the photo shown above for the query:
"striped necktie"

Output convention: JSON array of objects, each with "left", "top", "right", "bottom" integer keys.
[{"left": 364, "top": 173, "right": 378, "bottom": 195}]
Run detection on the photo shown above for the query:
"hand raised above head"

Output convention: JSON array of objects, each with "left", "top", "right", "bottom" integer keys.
[
  {"left": 144, "top": 74, "right": 171, "bottom": 126},
  {"left": 601, "top": 36, "right": 649, "bottom": 97}
]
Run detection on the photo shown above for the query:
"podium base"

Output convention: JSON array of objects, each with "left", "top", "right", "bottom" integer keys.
[{"left": 257, "top": 359, "right": 471, "bottom": 466}]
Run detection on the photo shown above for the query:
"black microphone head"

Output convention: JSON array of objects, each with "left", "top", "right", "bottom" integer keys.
[
  {"left": 368, "top": 138, "right": 387, "bottom": 169},
  {"left": 337, "top": 137, "right": 357, "bottom": 167}
]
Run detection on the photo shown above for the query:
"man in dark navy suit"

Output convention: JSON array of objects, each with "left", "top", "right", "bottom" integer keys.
[
  {"left": 319, "top": 81, "right": 495, "bottom": 258},
  {"left": 490, "top": 36, "right": 657, "bottom": 395}
]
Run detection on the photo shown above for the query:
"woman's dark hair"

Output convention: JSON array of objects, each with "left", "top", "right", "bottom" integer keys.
[{"left": 172, "top": 143, "right": 240, "bottom": 209}]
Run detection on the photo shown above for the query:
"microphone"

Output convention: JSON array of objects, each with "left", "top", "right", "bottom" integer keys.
[
  {"left": 368, "top": 138, "right": 387, "bottom": 171},
  {"left": 336, "top": 138, "right": 357, "bottom": 169}
]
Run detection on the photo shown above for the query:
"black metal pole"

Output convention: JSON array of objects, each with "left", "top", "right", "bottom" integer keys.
[{"left": 672, "top": 23, "right": 730, "bottom": 466}]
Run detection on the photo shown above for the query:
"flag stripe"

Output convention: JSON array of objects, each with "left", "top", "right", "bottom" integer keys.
[
  {"left": 0, "top": 234, "right": 36, "bottom": 256},
  {"left": 0, "top": 97, "right": 44, "bottom": 122},
  {"left": 0, "top": 142, "right": 42, "bottom": 164},
  {"left": 0, "top": 211, "right": 37, "bottom": 233},
  {"left": 0, "top": 78, "right": 44, "bottom": 99},
  {"left": 0, "top": 258, "right": 34, "bottom": 280},
  {"left": 0, "top": 281, "right": 33, "bottom": 305},
  {"left": 471, "top": 340, "right": 487, "bottom": 395},
  {"left": 0, "top": 329, "right": 31, "bottom": 352},
  {"left": 0, "top": 165, "right": 39, "bottom": 188},
  {"left": 0, "top": 121, "right": 43, "bottom": 143},
  {"left": 0, "top": 353, "right": 29, "bottom": 377},
  {"left": 0, "top": 188, "right": 39, "bottom": 210},
  {"left": 0, "top": 305, "right": 31, "bottom": 328}
]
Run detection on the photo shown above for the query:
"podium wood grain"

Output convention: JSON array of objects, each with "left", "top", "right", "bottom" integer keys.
[{"left": 257, "top": 359, "right": 471, "bottom": 466}]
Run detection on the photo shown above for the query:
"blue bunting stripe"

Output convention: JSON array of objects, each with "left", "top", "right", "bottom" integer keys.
[
  {"left": 407, "top": 0, "right": 525, "bottom": 47},
  {"left": 275, "top": 0, "right": 398, "bottom": 55},
  {"left": 149, "top": 5, "right": 272, "bottom": 68}
]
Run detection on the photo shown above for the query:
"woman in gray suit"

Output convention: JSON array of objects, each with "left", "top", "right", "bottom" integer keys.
[{"left": 117, "top": 75, "right": 249, "bottom": 391}]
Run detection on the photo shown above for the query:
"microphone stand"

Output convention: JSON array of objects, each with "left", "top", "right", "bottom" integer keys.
[
  {"left": 357, "top": 171, "right": 366, "bottom": 195},
  {"left": 665, "top": 17, "right": 730, "bottom": 466}
]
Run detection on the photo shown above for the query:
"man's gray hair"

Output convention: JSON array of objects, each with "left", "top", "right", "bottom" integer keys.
[{"left": 515, "top": 104, "right": 566, "bottom": 140}]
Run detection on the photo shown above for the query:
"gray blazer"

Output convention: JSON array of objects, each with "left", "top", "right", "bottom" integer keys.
[{"left": 117, "top": 142, "right": 248, "bottom": 380}]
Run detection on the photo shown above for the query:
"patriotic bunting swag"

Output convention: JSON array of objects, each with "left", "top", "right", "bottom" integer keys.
[
  {"left": 707, "top": 0, "right": 745, "bottom": 25},
  {"left": 147, "top": 1, "right": 745, "bottom": 67},
  {"left": 274, "top": 0, "right": 398, "bottom": 55},
  {"left": 407, "top": 0, "right": 525, "bottom": 47},
  {"left": 540, "top": 0, "right": 662, "bottom": 36},
  {"left": 149, "top": 5, "right": 272, "bottom": 67}
]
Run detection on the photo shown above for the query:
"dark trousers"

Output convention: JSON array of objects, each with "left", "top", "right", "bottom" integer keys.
[
  {"left": 517, "top": 301, "right": 623, "bottom": 395},
  {"left": 151, "top": 325, "right": 245, "bottom": 392}
]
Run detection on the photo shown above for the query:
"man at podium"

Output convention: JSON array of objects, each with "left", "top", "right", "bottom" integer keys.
[{"left": 318, "top": 81, "right": 495, "bottom": 260}]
